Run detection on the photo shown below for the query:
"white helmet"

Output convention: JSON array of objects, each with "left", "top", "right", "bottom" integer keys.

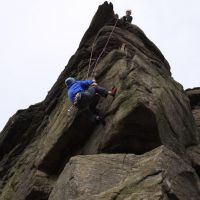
[{"left": 65, "top": 77, "right": 76, "bottom": 87}]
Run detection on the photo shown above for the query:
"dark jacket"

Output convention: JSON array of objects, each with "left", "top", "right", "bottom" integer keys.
[{"left": 122, "top": 15, "right": 133, "bottom": 23}]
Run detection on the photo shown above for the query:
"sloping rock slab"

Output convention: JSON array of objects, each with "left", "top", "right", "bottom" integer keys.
[{"left": 49, "top": 146, "right": 200, "bottom": 200}]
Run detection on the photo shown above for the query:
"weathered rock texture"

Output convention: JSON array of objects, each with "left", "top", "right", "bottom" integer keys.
[
  {"left": 1, "top": 2, "right": 200, "bottom": 200},
  {"left": 186, "top": 88, "right": 200, "bottom": 133},
  {"left": 49, "top": 146, "right": 200, "bottom": 200},
  {"left": 186, "top": 88, "right": 200, "bottom": 183}
]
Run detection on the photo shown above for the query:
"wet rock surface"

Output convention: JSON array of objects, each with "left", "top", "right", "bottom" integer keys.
[{"left": 1, "top": 2, "right": 200, "bottom": 200}]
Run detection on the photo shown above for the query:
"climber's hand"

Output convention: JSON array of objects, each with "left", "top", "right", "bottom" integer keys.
[
  {"left": 91, "top": 79, "right": 97, "bottom": 87},
  {"left": 91, "top": 82, "right": 98, "bottom": 87}
]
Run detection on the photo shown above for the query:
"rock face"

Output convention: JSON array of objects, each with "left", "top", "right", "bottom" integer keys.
[
  {"left": 49, "top": 147, "right": 200, "bottom": 200},
  {"left": 1, "top": 2, "right": 200, "bottom": 200},
  {"left": 186, "top": 88, "right": 200, "bottom": 183},
  {"left": 186, "top": 88, "right": 200, "bottom": 133}
]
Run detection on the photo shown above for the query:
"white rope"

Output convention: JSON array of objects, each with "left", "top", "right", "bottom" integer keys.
[
  {"left": 69, "top": 18, "right": 119, "bottom": 115},
  {"left": 87, "top": 18, "right": 119, "bottom": 79},
  {"left": 86, "top": 30, "right": 102, "bottom": 79}
]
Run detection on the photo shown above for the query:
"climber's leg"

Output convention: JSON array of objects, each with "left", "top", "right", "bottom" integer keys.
[
  {"left": 76, "top": 86, "right": 116, "bottom": 125},
  {"left": 88, "top": 86, "right": 108, "bottom": 97},
  {"left": 88, "top": 85, "right": 117, "bottom": 98},
  {"left": 76, "top": 92, "right": 105, "bottom": 125},
  {"left": 77, "top": 91, "right": 92, "bottom": 108},
  {"left": 83, "top": 108, "right": 97, "bottom": 122},
  {"left": 76, "top": 93, "right": 97, "bottom": 121},
  {"left": 81, "top": 106, "right": 105, "bottom": 125}
]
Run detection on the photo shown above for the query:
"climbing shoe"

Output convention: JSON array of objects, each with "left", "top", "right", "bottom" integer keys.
[
  {"left": 110, "top": 87, "right": 117, "bottom": 97},
  {"left": 96, "top": 115, "right": 106, "bottom": 126}
]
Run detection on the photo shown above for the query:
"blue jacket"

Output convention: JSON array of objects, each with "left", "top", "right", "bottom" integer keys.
[{"left": 67, "top": 80, "right": 93, "bottom": 103}]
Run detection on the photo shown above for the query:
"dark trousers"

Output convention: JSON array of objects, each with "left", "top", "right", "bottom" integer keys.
[{"left": 77, "top": 86, "right": 108, "bottom": 121}]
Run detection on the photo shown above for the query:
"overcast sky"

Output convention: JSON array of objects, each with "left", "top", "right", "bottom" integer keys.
[{"left": 0, "top": 0, "right": 200, "bottom": 131}]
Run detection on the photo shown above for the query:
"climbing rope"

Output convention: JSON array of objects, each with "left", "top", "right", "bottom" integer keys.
[
  {"left": 68, "top": 18, "right": 119, "bottom": 116},
  {"left": 86, "top": 18, "right": 119, "bottom": 79},
  {"left": 86, "top": 29, "right": 103, "bottom": 79}
]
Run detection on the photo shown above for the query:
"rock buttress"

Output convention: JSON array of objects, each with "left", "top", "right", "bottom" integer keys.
[
  {"left": 0, "top": 1, "right": 200, "bottom": 200},
  {"left": 49, "top": 146, "right": 200, "bottom": 200}
]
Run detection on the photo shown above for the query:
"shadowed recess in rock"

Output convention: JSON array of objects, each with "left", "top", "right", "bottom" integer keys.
[
  {"left": 192, "top": 163, "right": 200, "bottom": 179},
  {"left": 165, "top": 193, "right": 179, "bottom": 200},
  {"left": 101, "top": 105, "right": 161, "bottom": 154},
  {"left": 186, "top": 87, "right": 200, "bottom": 108},
  {"left": 25, "top": 191, "right": 48, "bottom": 200}
]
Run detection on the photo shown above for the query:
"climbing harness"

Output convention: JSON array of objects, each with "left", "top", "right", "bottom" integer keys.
[{"left": 86, "top": 18, "right": 119, "bottom": 79}]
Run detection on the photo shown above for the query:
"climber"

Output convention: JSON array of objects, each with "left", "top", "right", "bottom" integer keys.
[
  {"left": 65, "top": 77, "right": 117, "bottom": 123},
  {"left": 121, "top": 10, "right": 133, "bottom": 23}
]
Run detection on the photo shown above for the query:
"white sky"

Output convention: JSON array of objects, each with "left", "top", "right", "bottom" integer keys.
[{"left": 0, "top": 0, "right": 200, "bottom": 131}]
